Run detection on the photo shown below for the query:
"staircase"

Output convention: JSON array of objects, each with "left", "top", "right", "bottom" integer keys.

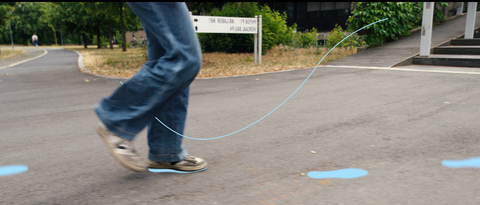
[{"left": 412, "top": 30, "right": 480, "bottom": 67}]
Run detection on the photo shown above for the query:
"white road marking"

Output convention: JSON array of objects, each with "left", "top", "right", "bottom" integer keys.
[
  {"left": 320, "top": 65, "right": 480, "bottom": 75},
  {"left": 0, "top": 49, "right": 48, "bottom": 70}
]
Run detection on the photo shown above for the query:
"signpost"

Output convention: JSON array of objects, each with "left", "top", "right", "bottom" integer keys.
[{"left": 190, "top": 13, "right": 262, "bottom": 64}]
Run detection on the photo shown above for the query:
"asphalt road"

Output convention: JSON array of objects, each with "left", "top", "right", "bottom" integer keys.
[{"left": 1, "top": 48, "right": 480, "bottom": 204}]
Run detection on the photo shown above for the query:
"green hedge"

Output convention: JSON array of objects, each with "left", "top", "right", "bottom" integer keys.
[
  {"left": 291, "top": 23, "right": 318, "bottom": 48},
  {"left": 347, "top": 2, "right": 421, "bottom": 46},
  {"left": 326, "top": 24, "right": 365, "bottom": 48}
]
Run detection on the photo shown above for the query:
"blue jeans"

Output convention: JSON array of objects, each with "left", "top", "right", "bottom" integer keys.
[{"left": 94, "top": 2, "right": 202, "bottom": 162}]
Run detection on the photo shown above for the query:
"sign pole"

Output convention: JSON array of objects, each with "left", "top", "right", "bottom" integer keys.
[
  {"left": 258, "top": 15, "right": 262, "bottom": 64},
  {"left": 254, "top": 15, "right": 257, "bottom": 64}
]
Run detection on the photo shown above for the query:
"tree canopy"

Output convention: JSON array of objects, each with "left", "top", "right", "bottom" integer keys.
[{"left": 0, "top": 2, "right": 140, "bottom": 49}]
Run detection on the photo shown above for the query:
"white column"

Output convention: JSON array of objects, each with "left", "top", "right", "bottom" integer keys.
[
  {"left": 457, "top": 2, "right": 464, "bottom": 15},
  {"left": 465, "top": 2, "right": 477, "bottom": 39},
  {"left": 258, "top": 15, "right": 262, "bottom": 64},
  {"left": 254, "top": 15, "right": 257, "bottom": 64},
  {"left": 420, "top": 2, "right": 434, "bottom": 56}
]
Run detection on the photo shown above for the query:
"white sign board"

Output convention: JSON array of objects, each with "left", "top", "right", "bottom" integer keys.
[{"left": 191, "top": 15, "right": 257, "bottom": 34}]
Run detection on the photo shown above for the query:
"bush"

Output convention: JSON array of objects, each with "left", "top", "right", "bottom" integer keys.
[
  {"left": 326, "top": 24, "right": 365, "bottom": 48},
  {"left": 256, "top": 4, "right": 292, "bottom": 52},
  {"left": 412, "top": 2, "right": 449, "bottom": 28},
  {"left": 141, "top": 44, "right": 148, "bottom": 61},
  {"left": 291, "top": 23, "right": 318, "bottom": 48},
  {"left": 198, "top": 2, "right": 292, "bottom": 54},
  {"left": 434, "top": 2, "right": 449, "bottom": 22},
  {"left": 347, "top": 2, "right": 421, "bottom": 46}
]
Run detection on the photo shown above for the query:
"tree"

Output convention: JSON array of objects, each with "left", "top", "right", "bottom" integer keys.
[
  {"left": 1, "top": 2, "right": 141, "bottom": 48},
  {"left": 119, "top": 2, "right": 126, "bottom": 51},
  {"left": 39, "top": 2, "right": 62, "bottom": 45},
  {"left": 9, "top": 2, "right": 56, "bottom": 45},
  {"left": 0, "top": 2, "right": 16, "bottom": 26},
  {"left": 56, "top": 2, "right": 93, "bottom": 48},
  {"left": 0, "top": 2, "right": 16, "bottom": 52},
  {"left": 186, "top": 2, "right": 214, "bottom": 15}
]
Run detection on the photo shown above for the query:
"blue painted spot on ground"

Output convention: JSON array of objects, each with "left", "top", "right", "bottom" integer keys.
[
  {"left": 148, "top": 167, "right": 207, "bottom": 173},
  {"left": 442, "top": 157, "right": 480, "bottom": 168},
  {"left": 308, "top": 168, "right": 368, "bottom": 179},
  {"left": 0, "top": 165, "right": 28, "bottom": 177}
]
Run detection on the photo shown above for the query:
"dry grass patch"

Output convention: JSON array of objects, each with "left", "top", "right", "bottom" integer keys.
[
  {"left": 69, "top": 45, "right": 357, "bottom": 79},
  {"left": 200, "top": 45, "right": 356, "bottom": 78},
  {"left": 68, "top": 47, "right": 145, "bottom": 78},
  {"left": 0, "top": 48, "right": 25, "bottom": 59}
]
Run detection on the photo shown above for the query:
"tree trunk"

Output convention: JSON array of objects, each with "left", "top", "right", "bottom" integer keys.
[
  {"left": 97, "top": 25, "right": 101, "bottom": 49},
  {"left": 83, "top": 33, "right": 87, "bottom": 48},
  {"left": 108, "top": 18, "right": 113, "bottom": 49},
  {"left": 120, "top": 2, "right": 126, "bottom": 52},
  {"left": 54, "top": 30, "right": 57, "bottom": 45}
]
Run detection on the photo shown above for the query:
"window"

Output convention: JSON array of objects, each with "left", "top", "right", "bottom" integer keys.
[
  {"left": 337, "top": 9, "right": 349, "bottom": 16},
  {"left": 323, "top": 10, "right": 336, "bottom": 17},
  {"left": 308, "top": 11, "right": 320, "bottom": 19},
  {"left": 335, "top": 2, "right": 350, "bottom": 10},
  {"left": 307, "top": 2, "right": 320, "bottom": 12},
  {"left": 321, "top": 2, "right": 335, "bottom": 11},
  {"left": 297, "top": 2, "right": 307, "bottom": 20},
  {"left": 286, "top": 2, "right": 294, "bottom": 20}
]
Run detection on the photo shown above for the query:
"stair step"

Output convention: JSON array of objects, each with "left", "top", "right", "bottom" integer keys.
[
  {"left": 434, "top": 46, "right": 480, "bottom": 55},
  {"left": 413, "top": 54, "right": 480, "bottom": 67},
  {"left": 451, "top": 39, "right": 480, "bottom": 46}
]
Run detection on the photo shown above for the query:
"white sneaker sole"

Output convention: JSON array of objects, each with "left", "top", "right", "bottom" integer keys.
[{"left": 148, "top": 161, "right": 208, "bottom": 171}]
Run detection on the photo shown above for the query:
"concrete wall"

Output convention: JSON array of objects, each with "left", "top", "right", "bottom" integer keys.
[{"left": 438, "top": 2, "right": 464, "bottom": 18}]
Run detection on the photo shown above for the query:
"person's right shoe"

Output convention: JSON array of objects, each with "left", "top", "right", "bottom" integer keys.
[
  {"left": 148, "top": 155, "right": 207, "bottom": 171},
  {"left": 96, "top": 123, "right": 146, "bottom": 172}
]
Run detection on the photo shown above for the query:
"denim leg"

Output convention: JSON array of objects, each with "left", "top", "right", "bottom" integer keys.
[
  {"left": 147, "top": 87, "right": 190, "bottom": 162},
  {"left": 94, "top": 0, "right": 201, "bottom": 155}
]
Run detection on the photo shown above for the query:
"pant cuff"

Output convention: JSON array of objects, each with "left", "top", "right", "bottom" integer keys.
[
  {"left": 93, "top": 103, "right": 136, "bottom": 140},
  {"left": 148, "top": 149, "right": 188, "bottom": 162}
]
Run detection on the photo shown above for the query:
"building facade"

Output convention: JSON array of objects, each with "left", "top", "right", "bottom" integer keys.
[{"left": 258, "top": 2, "right": 352, "bottom": 32}]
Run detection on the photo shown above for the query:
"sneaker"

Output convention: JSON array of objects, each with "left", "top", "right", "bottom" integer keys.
[
  {"left": 96, "top": 123, "right": 146, "bottom": 172},
  {"left": 148, "top": 155, "right": 207, "bottom": 171}
]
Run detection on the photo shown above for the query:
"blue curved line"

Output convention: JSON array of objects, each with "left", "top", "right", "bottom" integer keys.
[{"left": 123, "top": 18, "right": 388, "bottom": 140}]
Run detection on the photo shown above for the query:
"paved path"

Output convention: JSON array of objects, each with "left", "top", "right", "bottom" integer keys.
[
  {"left": 324, "top": 12, "right": 480, "bottom": 67},
  {"left": 2, "top": 16, "right": 480, "bottom": 204},
  {"left": 0, "top": 47, "right": 47, "bottom": 68}
]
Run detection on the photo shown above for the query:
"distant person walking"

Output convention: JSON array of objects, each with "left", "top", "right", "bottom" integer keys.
[{"left": 32, "top": 34, "right": 38, "bottom": 48}]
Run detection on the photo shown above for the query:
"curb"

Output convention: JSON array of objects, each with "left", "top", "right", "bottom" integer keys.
[
  {"left": 73, "top": 50, "right": 129, "bottom": 80},
  {"left": 73, "top": 49, "right": 315, "bottom": 81},
  {"left": 0, "top": 49, "right": 48, "bottom": 70}
]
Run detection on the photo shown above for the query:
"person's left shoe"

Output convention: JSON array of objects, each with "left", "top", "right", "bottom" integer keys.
[
  {"left": 148, "top": 155, "right": 207, "bottom": 171},
  {"left": 96, "top": 123, "right": 147, "bottom": 172}
]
